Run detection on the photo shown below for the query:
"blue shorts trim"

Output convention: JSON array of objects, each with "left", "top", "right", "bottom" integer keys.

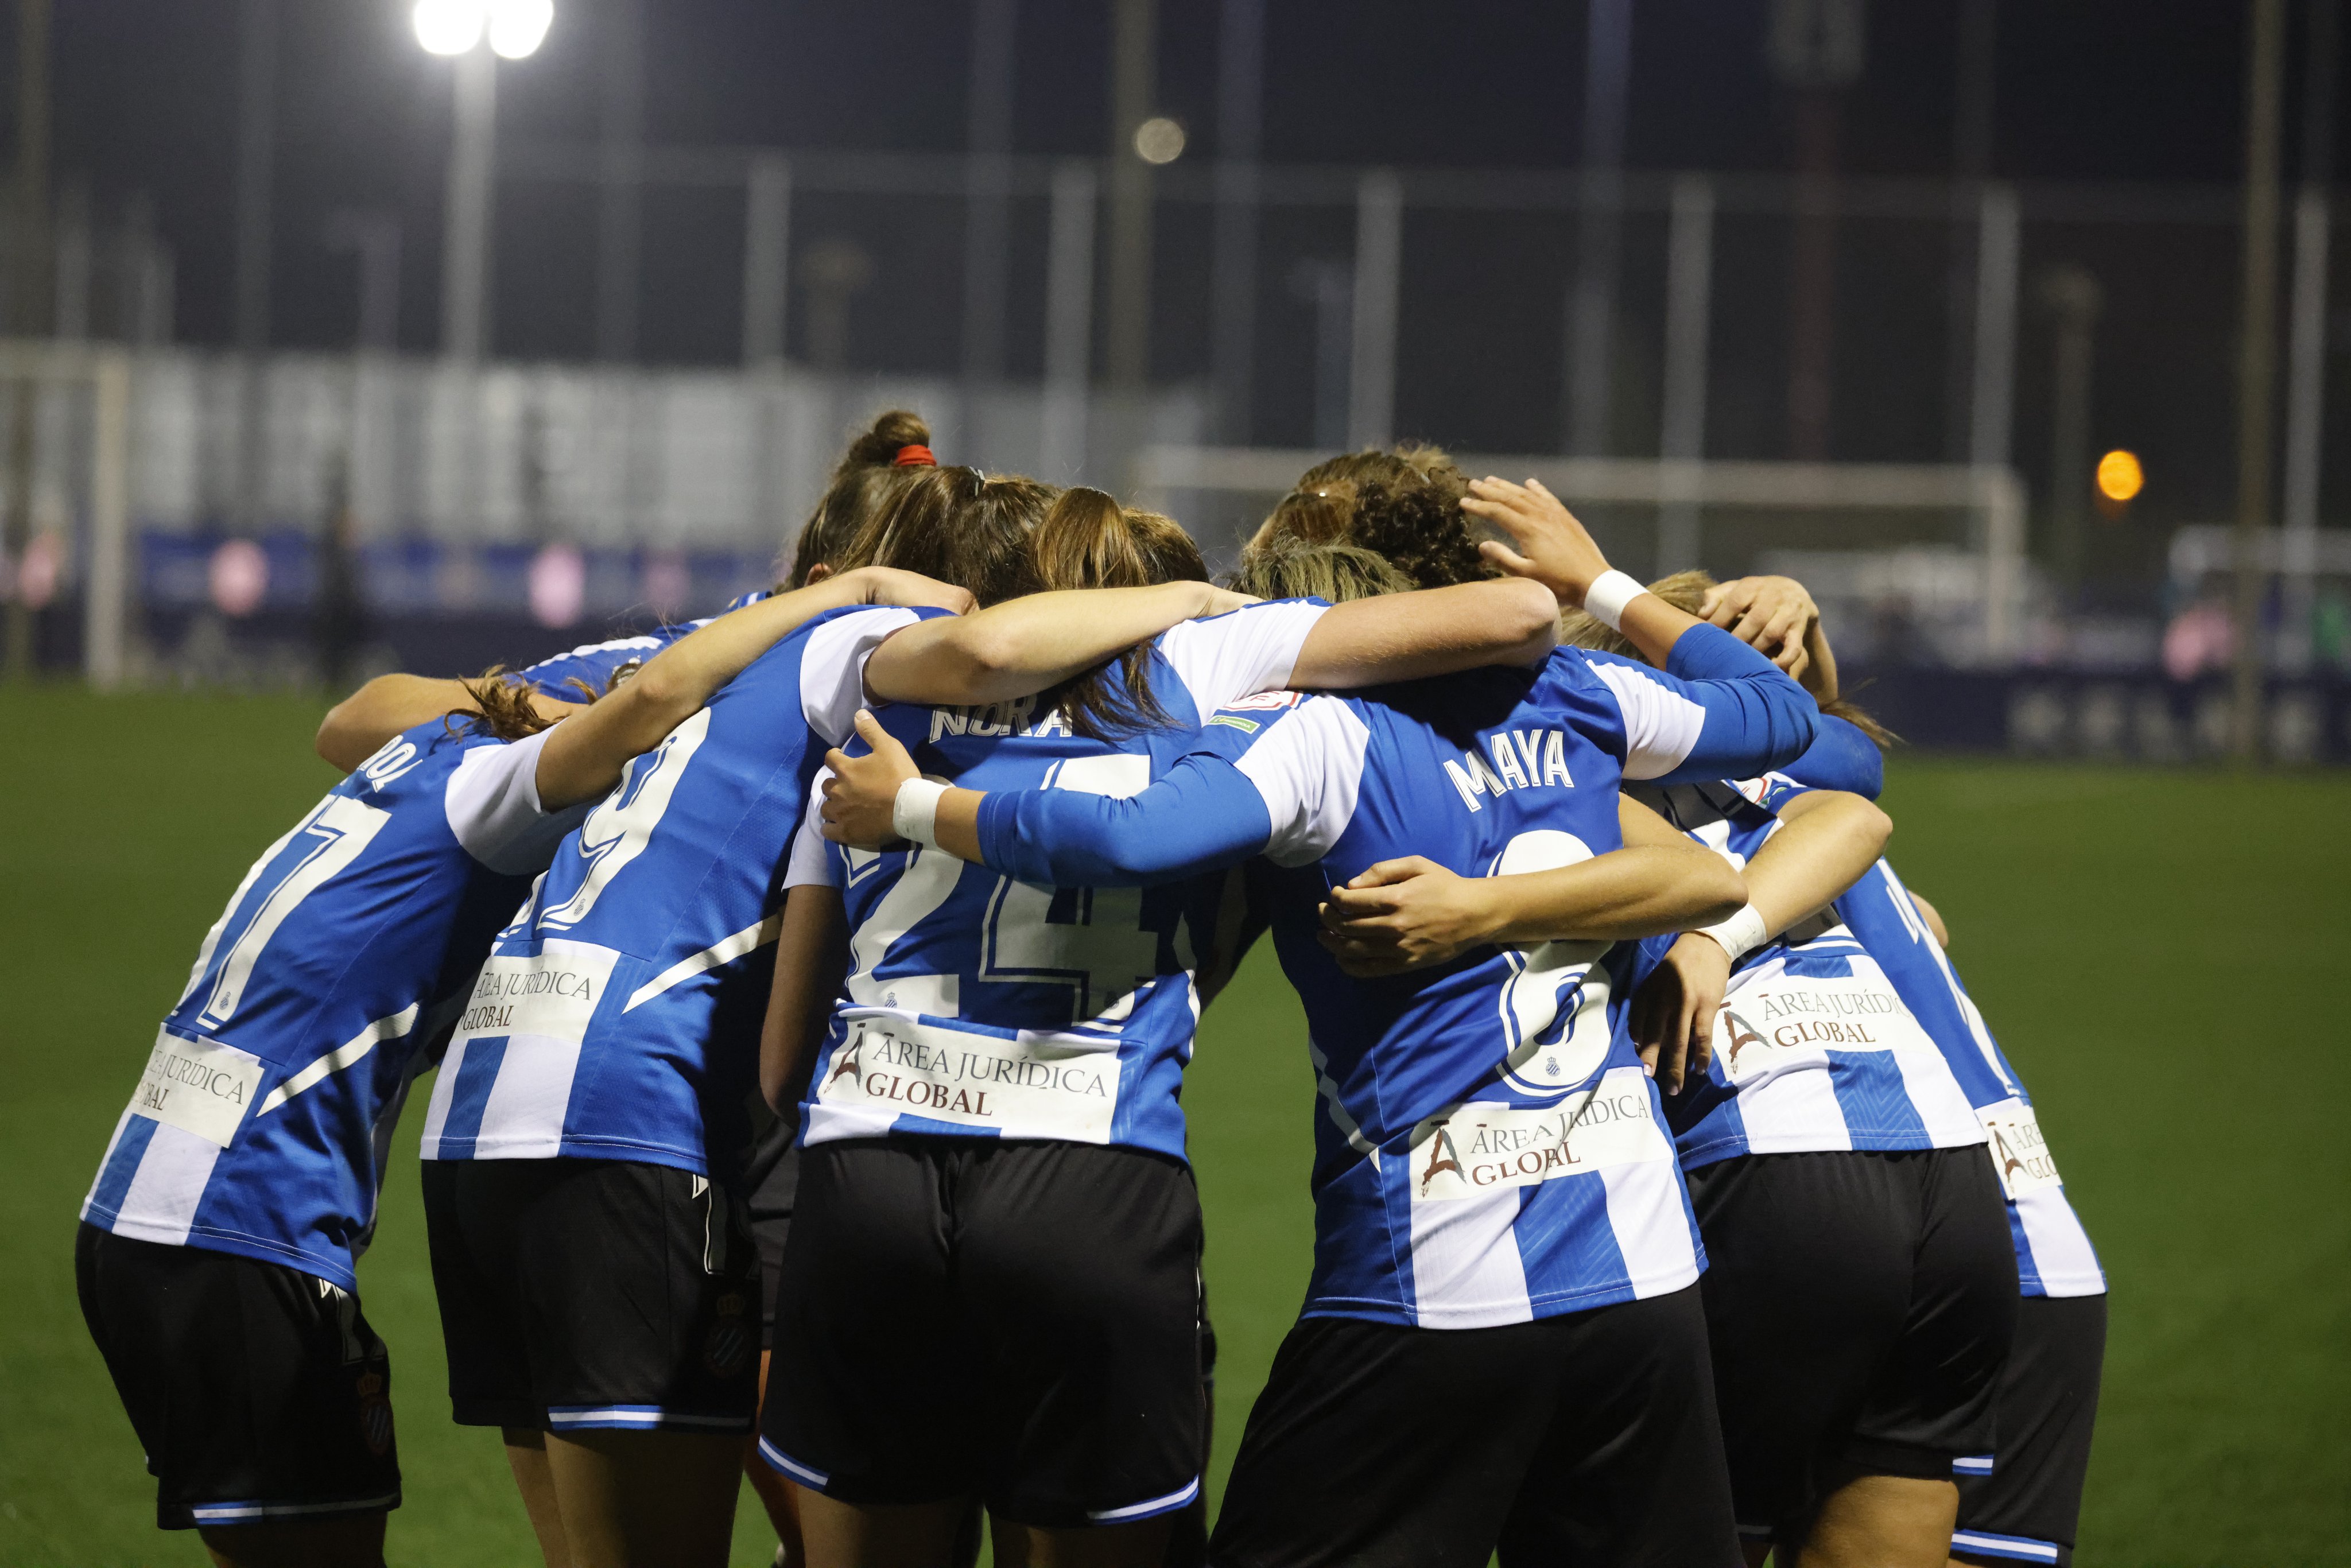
[
  {"left": 544, "top": 1404, "right": 751, "bottom": 1434},
  {"left": 1953, "top": 1452, "right": 1997, "bottom": 1476},
  {"left": 756, "top": 1436, "right": 830, "bottom": 1489},
  {"left": 1087, "top": 1475, "right": 1199, "bottom": 1524},
  {"left": 1951, "top": 1528, "right": 2062, "bottom": 1562}
]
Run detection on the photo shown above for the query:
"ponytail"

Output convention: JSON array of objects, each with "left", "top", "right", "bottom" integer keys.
[
  {"left": 835, "top": 464, "right": 1054, "bottom": 606},
  {"left": 1026, "top": 488, "right": 1208, "bottom": 741}
]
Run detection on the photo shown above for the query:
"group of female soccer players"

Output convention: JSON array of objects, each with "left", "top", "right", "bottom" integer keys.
[{"left": 75, "top": 410, "right": 2105, "bottom": 1568}]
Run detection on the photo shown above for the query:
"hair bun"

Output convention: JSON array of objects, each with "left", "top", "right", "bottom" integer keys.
[{"left": 838, "top": 409, "right": 933, "bottom": 476}]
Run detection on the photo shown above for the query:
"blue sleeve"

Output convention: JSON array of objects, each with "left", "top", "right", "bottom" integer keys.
[
  {"left": 1774, "top": 715, "right": 1884, "bottom": 800},
  {"left": 1617, "top": 622, "right": 1820, "bottom": 785},
  {"left": 972, "top": 755, "right": 1275, "bottom": 888}
]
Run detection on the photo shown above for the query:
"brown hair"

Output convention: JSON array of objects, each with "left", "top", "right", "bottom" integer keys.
[
  {"left": 833, "top": 464, "right": 1056, "bottom": 606},
  {"left": 1252, "top": 443, "right": 1492, "bottom": 591},
  {"left": 1557, "top": 569, "right": 1900, "bottom": 750},
  {"left": 448, "top": 660, "right": 634, "bottom": 742},
  {"left": 782, "top": 409, "right": 933, "bottom": 588},
  {"left": 1230, "top": 537, "right": 1414, "bottom": 605},
  {"left": 1023, "top": 488, "right": 1209, "bottom": 740}
]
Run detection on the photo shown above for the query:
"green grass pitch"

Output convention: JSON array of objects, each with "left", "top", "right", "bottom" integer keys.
[{"left": 1, "top": 685, "right": 2345, "bottom": 1566}]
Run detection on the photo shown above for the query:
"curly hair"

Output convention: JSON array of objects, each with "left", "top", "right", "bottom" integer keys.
[{"left": 1252, "top": 443, "right": 1492, "bottom": 591}]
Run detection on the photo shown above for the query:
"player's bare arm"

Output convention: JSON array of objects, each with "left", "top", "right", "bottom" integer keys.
[
  {"left": 861, "top": 580, "right": 1255, "bottom": 706},
  {"left": 1308, "top": 793, "right": 1746, "bottom": 979},
  {"left": 531, "top": 566, "right": 973, "bottom": 809},
  {"left": 317, "top": 674, "right": 581, "bottom": 772},
  {"left": 1629, "top": 788, "right": 1892, "bottom": 1092},
  {"left": 758, "top": 885, "right": 851, "bottom": 1114},
  {"left": 1286, "top": 576, "right": 1560, "bottom": 684},
  {"left": 1462, "top": 476, "right": 1708, "bottom": 668}
]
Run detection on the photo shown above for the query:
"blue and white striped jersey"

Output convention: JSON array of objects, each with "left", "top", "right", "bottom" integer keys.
[
  {"left": 1830, "top": 855, "right": 2105, "bottom": 1298},
  {"left": 82, "top": 719, "right": 587, "bottom": 1288},
  {"left": 1636, "top": 774, "right": 1987, "bottom": 1170},
  {"left": 796, "top": 601, "right": 1330, "bottom": 1162},
  {"left": 968, "top": 624, "right": 1821, "bottom": 1329},
  {"left": 420, "top": 605, "right": 938, "bottom": 1178}
]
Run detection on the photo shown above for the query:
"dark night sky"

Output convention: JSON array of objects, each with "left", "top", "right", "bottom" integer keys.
[
  {"left": 38, "top": 1, "right": 2335, "bottom": 353},
  {"left": 22, "top": 1, "right": 2351, "bottom": 535}
]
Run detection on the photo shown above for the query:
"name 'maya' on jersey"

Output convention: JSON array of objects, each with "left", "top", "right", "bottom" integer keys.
[
  {"left": 1829, "top": 851, "right": 2105, "bottom": 1298},
  {"left": 1636, "top": 777, "right": 1987, "bottom": 1170},
  {"left": 419, "top": 605, "right": 940, "bottom": 1177},
  {"left": 82, "top": 720, "right": 588, "bottom": 1289},
  {"left": 968, "top": 626, "right": 1820, "bottom": 1330},
  {"left": 796, "top": 600, "right": 1330, "bottom": 1162}
]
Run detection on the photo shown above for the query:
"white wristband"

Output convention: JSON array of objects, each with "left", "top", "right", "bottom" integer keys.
[
  {"left": 1693, "top": 903, "right": 1768, "bottom": 965},
  {"left": 891, "top": 778, "right": 949, "bottom": 848},
  {"left": 1582, "top": 569, "right": 1648, "bottom": 632}
]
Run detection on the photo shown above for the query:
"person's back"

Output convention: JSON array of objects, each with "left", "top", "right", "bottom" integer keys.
[{"left": 420, "top": 607, "right": 925, "bottom": 1175}]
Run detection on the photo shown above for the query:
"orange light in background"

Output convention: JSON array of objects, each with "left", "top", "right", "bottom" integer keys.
[{"left": 2096, "top": 449, "right": 2145, "bottom": 503}]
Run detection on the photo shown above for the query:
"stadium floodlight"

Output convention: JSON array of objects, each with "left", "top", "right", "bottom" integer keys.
[
  {"left": 412, "top": 0, "right": 486, "bottom": 56},
  {"left": 1133, "top": 117, "right": 1187, "bottom": 165},
  {"left": 487, "top": 0, "right": 554, "bottom": 60}
]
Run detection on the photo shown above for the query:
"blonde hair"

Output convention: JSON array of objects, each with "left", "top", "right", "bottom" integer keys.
[{"left": 1229, "top": 537, "right": 1415, "bottom": 604}]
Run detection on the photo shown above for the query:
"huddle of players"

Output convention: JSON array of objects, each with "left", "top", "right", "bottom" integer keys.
[{"left": 72, "top": 410, "right": 2104, "bottom": 1568}]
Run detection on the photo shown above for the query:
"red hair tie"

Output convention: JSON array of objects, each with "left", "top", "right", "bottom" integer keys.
[{"left": 892, "top": 444, "right": 936, "bottom": 468}]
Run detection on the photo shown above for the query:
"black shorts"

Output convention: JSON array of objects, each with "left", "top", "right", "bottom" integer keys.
[
  {"left": 1952, "top": 1293, "right": 2106, "bottom": 1568},
  {"left": 762, "top": 1136, "right": 1204, "bottom": 1528},
  {"left": 422, "top": 1157, "right": 762, "bottom": 1435},
  {"left": 1684, "top": 1144, "right": 2020, "bottom": 1543},
  {"left": 742, "top": 1115, "right": 801, "bottom": 1350},
  {"left": 75, "top": 1224, "right": 401, "bottom": 1531},
  {"left": 1208, "top": 1286, "right": 1739, "bottom": 1568}
]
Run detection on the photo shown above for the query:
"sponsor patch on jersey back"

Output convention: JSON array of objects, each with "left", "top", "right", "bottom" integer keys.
[
  {"left": 452, "top": 940, "right": 620, "bottom": 1051},
  {"left": 129, "top": 1027, "right": 266, "bottom": 1148},
  {"left": 1711, "top": 963, "right": 1939, "bottom": 1079},
  {"left": 820, "top": 1010, "right": 1119, "bottom": 1142},
  {"left": 1982, "top": 1101, "right": 2063, "bottom": 1197},
  {"left": 1408, "top": 1068, "right": 1669, "bottom": 1202}
]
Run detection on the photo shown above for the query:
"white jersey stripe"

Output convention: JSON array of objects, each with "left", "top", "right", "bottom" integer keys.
[
  {"left": 258, "top": 1004, "right": 421, "bottom": 1116},
  {"left": 1405, "top": 1176, "right": 1535, "bottom": 1329},
  {"left": 623, "top": 912, "right": 783, "bottom": 1013},
  {"left": 468, "top": 1037, "right": 583, "bottom": 1157},
  {"left": 112, "top": 1123, "right": 224, "bottom": 1245},
  {"left": 1597, "top": 1152, "right": 1702, "bottom": 1291}
]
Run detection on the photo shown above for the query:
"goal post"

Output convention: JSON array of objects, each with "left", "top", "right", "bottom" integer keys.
[
  {"left": 0, "top": 340, "right": 135, "bottom": 690},
  {"left": 1132, "top": 446, "right": 2029, "bottom": 660}
]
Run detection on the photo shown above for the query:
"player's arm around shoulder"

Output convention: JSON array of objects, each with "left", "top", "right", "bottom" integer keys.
[
  {"left": 1283, "top": 576, "right": 1559, "bottom": 688},
  {"left": 1313, "top": 793, "right": 1746, "bottom": 979},
  {"left": 532, "top": 566, "right": 971, "bottom": 809}
]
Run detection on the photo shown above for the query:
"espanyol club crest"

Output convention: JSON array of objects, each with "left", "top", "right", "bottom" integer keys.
[{"left": 355, "top": 1371, "right": 394, "bottom": 1456}]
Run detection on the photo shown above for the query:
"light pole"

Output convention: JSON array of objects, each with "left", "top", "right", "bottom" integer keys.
[{"left": 413, "top": 0, "right": 553, "bottom": 362}]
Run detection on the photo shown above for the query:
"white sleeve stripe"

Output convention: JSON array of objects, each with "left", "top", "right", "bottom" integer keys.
[
  {"left": 783, "top": 772, "right": 842, "bottom": 890},
  {"left": 1233, "top": 697, "right": 1368, "bottom": 867},
  {"left": 257, "top": 1004, "right": 421, "bottom": 1116},
  {"left": 623, "top": 912, "right": 785, "bottom": 1012},
  {"left": 444, "top": 728, "right": 560, "bottom": 870},
  {"left": 799, "top": 608, "right": 920, "bottom": 747},
  {"left": 1156, "top": 601, "right": 1330, "bottom": 716},
  {"left": 1591, "top": 662, "right": 1707, "bottom": 781}
]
